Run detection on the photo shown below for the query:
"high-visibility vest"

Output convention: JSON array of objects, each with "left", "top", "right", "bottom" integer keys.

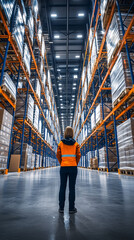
[{"left": 59, "top": 141, "right": 78, "bottom": 167}]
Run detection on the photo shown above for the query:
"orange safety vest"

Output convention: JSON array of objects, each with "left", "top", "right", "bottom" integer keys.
[{"left": 59, "top": 141, "right": 78, "bottom": 167}]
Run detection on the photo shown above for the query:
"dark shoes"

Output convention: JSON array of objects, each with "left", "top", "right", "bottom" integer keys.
[
  {"left": 69, "top": 208, "right": 77, "bottom": 214},
  {"left": 59, "top": 208, "right": 64, "bottom": 213}
]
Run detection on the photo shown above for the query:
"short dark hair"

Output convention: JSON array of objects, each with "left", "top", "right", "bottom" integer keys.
[{"left": 64, "top": 126, "right": 74, "bottom": 139}]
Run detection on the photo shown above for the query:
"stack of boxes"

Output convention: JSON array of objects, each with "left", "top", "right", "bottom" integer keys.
[
  {"left": 0, "top": 109, "right": 13, "bottom": 170},
  {"left": 117, "top": 118, "right": 134, "bottom": 170},
  {"left": 2, "top": 73, "right": 16, "bottom": 102},
  {"left": 99, "top": 146, "right": 117, "bottom": 169}
]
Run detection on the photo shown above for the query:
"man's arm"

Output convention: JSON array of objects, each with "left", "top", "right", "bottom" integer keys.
[
  {"left": 56, "top": 143, "right": 62, "bottom": 164},
  {"left": 76, "top": 143, "right": 81, "bottom": 165}
]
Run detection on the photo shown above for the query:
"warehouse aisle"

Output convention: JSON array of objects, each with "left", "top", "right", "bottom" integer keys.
[{"left": 0, "top": 168, "right": 134, "bottom": 240}]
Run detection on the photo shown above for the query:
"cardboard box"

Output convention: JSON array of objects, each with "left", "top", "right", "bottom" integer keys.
[
  {"left": 9, "top": 155, "right": 20, "bottom": 172},
  {"left": 0, "top": 143, "right": 9, "bottom": 152},
  {"left": 0, "top": 124, "right": 11, "bottom": 134},
  {"left": 0, "top": 109, "right": 12, "bottom": 129}
]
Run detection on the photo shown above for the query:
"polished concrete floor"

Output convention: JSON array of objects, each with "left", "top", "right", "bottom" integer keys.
[{"left": 0, "top": 167, "right": 134, "bottom": 240}]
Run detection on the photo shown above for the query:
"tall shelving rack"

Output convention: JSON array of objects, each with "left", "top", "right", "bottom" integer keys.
[
  {"left": 73, "top": 0, "right": 134, "bottom": 173},
  {"left": 0, "top": 0, "right": 61, "bottom": 174}
]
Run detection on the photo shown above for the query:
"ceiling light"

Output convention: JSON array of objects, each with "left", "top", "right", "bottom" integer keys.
[
  {"left": 59, "top": 87, "right": 62, "bottom": 90},
  {"left": 51, "top": 13, "right": 57, "bottom": 18},
  {"left": 61, "top": 106, "right": 64, "bottom": 109},
  {"left": 72, "top": 99, "right": 75, "bottom": 101},
  {"left": 59, "top": 83, "right": 62, "bottom": 86},
  {"left": 56, "top": 55, "right": 60, "bottom": 59},
  {"left": 60, "top": 95, "right": 62, "bottom": 97},
  {"left": 73, "top": 83, "right": 77, "bottom": 86},
  {"left": 77, "top": 34, "right": 83, "bottom": 38},
  {"left": 78, "top": 13, "right": 85, "bottom": 17},
  {"left": 57, "top": 69, "right": 61, "bottom": 72},
  {"left": 75, "top": 55, "right": 80, "bottom": 59},
  {"left": 74, "top": 75, "right": 78, "bottom": 79},
  {"left": 60, "top": 103, "right": 63, "bottom": 106},
  {"left": 73, "top": 87, "right": 76, "bottom": 90},
  {"left": 72, "top": 95, "right": 75, "bottom": 97},
  {"left": 74, "top": 68, "right": 78, "bottom": 71},
  {"left": 49, "top": 41, "right": 53, "bottom": 44},
  {"left": 54, "top": 35, "right": 60, "bottom": 39}
]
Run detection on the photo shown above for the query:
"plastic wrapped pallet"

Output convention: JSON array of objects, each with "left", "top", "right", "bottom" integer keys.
[
  {"left": 13, "top": 143, "right": 33, "bottom": 170},
  {"left": 39, "top": 120, "right": 42, "bottom": 134},
  {"left": 33, "top": 105, "right": 39, "bottom": 130},
  {"left": 32, "top": 0, "right": 38, "bottom": 22},
  {"left": 36, "top": 154, "right": 40, "bottom": 168},
  {"left": 12, "top": 6, "right": 25, "bottom": 56},
  {"left": 117, "top": 118, "right": 134, "bottom": 170},
  {"left": 0, "top": 0, "right": 15, "bottom": 24},
  {"left": 91, "top": 38, "right": 97, "bottom": 74},
  {"left": 41, "top": 36, "right": 45, "bottom": 58},
  {"left": 2, "top": 73, "right": 16, "bottom": 101},
  {"left": 15, "top": 94, "right": 34, "bottom": 124},
  {"left": 90, "top": 150, "right": 98, "bottom": 169},
  {"left": 32, "top": 79, "right": 41, "bottom": 100},
  {"left": 96, "top": 103, "right": 112, "bottom": 126},
  {"left": 37, "top": 20, "right": 42, "bottom": 44},
  {"left": 100, "top": 0, "right": 114, "bottom": 30},
  {"left": 31, "top": 153, "right": 35, "bottom": 169},
  {"left": 106, "top": 13, "right": 134, "bottom": 65},
  {"left": 110, "top": 51, "right": 134, "bottom": 106},
  {"left": 91, "top": 111, "right": 96, "bottom": 131},
  {"left": 23, "top": 43, "right": 31, "bottom": 75},
  {"left": 20, "top": 0, "right": 27, "bottom": 24},
  {"left": 0, "top": 109, "right": 13, "bottom": 170},
  {"left": 26, "top": 7, "right": 34, "bottom": 45},
  {"left": 87, "top": 151, "right": 91, "bottom": 168},
  {"left": 99, "top": 146, "right": 117, "bottom": 169}
]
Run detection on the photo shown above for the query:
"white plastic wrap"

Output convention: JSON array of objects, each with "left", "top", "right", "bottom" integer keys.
[
  {"left": 110, "top": 51, "right": 134, "bottom": 106},
  {"left": 39, "top": 120, "right": 42, "bottom": 134},
  {"left": 41, "top": 36, "right": 45, "bottom": 58},
  {"left": 36, "top": 154, "right": 40, "bottom": 168},
  {"left": 26, "top": 7, "right": 34, "bottom": 45},
  {"left": 23, "top": 43, "right": 31, "bottom": 75},
  {"left": 33, "top": 105, "right": 39, "bottom": 130},
  {"left": 117, "top": 118, "right": 134, "bottom": 170},
  {"left": 96, "top": 103, "right": 112, "bottom": 125},
  {"left": 31, "top": 153, "right": 35, "bottom": 169},
  {"left": 91, "top": 111, "right": 96, "bottom": 131},
  {"left": 35, "top": 79, "right": 41, "bottom": 100},
  {"left": 12, "top": 6, "right": 25, "bottom": 56},
  {"left": 32, "top": 0, "right": 38, "bottom": 22},
  {"left": 99, "top": 147, "right": 117, "bottom": 169},
  {"left": 2, "top": 73, "right": 16, "bottom": 100},
  {"left": 37, "top": 20, "right": 42, "bottom": 43},
  {"left": 0, "top": 0, "right": 15, "bottom": 24}
]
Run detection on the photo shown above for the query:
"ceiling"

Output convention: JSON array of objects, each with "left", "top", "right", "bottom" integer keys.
[{"left": 39, "top": 0, "right": 93, "bottom": 135}]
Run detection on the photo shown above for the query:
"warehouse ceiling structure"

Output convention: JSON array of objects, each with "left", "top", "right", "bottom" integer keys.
[{"left": 39, "top": 0, "right": 92, "bottom": 135}]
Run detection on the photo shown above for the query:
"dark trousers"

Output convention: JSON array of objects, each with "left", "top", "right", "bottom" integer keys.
[{"left": 59, "top": 166, "right": 77, "bottom": 210}]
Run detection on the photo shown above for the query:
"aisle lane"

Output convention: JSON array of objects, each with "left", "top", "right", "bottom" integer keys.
[{"left": 0, "top": 167, "right": 134, "bottom": 240}]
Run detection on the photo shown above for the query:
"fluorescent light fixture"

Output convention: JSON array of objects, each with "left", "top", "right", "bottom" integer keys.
[
  {"left": 73, "top": 83, "right": 77, "bottom": 86},
  {"left": 49, "top": 41, "right": 53, "bottom": 44},
  {"left": 51, "top": 13, "right": 57, "bottom": 17},
  {"left": 59, "top": 87, "right": 62, "bottom": 90},
  {"left": 54, "top": 35, "right": 60, "bottom": 39},
  {"left": 75, "top": 55, "right": 80, "bottom": 59},
  {"left": 72, "top": 95, "right": 75, "bottom": 97},
  {"left": 60, "top": 103, "right": 63, "bottom": 106},
  {"left": 74, "top": 75, "right": 78, "bottom": 79},
  {"left": 57, "top": 69, "right": 61, "bottom": 71},
  {"left": 72, "top": 99, "right": 75, "bottom": 101},
  {"left": 60, "top": 95, "right": 62, "bottom": 97},
  {"left": 56, "top": 55, "right": 60, "bottom": 59},
  {"left": 78, "top": 13, "right": 85, "bottom": 17},
  {"left": 74, "top": 68, "right": 78, "bottom": 71},
  {"left": 77, "top": 34, "right": 83, "bottom": 38},
  {"left": 61, "top": 106, "right": 64, "bottom": 109},
  {"left": 59, "top": 83, "right": 62, "bottom": 86},
  {"left": 73, "top": 87, "right": 76, "bottom": 90}
]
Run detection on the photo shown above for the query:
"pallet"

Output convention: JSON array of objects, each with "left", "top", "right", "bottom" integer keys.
[
  {"left": 11, "top": 35, "right": 23, "bottom": 60},
  {"left": 103, "top": 0, "right": 114, "bottom": 30},
  {"left": 1, "top": 85, "right": 16, "bottom": 104},
  {"left": 113, "top": 88, "right": 131, "bottom": 108},
  {"left": 98, "top": 167, "right": 117, "bottom": 172},
  {"left": 26, "top": 118, "right": 33, "bottom": 127},
  {"left": 119, "top": 169, "right": 134, "bottom": 176},
  {"left": 108, "top": 40, "right": 122, "bottom": 67},
  {"left": 0, "top": 169, "right": 7, "bottom": 174},
  {"left": 90, "top": 167, "right": 98, "bottom": 170}
]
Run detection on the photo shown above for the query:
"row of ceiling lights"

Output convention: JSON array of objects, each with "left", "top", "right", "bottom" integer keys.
[
  {"left": 51, "top": 12, "right": 85, "bottom": 18},
  {"left": 54, "top": 34, "right": 83, "bottom": 39}
]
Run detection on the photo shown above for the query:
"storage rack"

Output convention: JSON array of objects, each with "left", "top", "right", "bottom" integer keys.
[
  {"left": 73, "top": 0, "right": 134, "bottom": 173},
  {"left": 0, "top": 0, "right": 60, "bottom": 174}
]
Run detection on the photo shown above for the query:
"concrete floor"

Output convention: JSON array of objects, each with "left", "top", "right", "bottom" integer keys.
[{"left": 0, "top": 167, "right": 134, "bottom": 240}]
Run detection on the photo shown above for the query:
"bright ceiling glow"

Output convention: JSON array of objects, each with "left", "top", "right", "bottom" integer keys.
[
  {"left": 59, "top": 83, "right": 62, "bottom": 86},
  {"left": 61, "top": 106, "right": 64, "bottom": 109},
  {"left": 74, "top": 75, "right": 78, "bottom": 79},
  {"left": 59, "top": 87, "right": 62, "bottom": 90},
  {"left": 74, "top": 68, "right": 78, "bottom": 71},
  {"left": 60, "top": 95, "right": 62, "bottom": 97},
  {"left": 72, "top": 99, "right": 75, "bottom": 101},
  {"left": 51, "top": 13, "right": 57, "bottom": 18},
  {"left": 54, "top": 35, "right": 60, "bottom": 39},
  {"left": 78, "top": 13, "right": 85, "bottom": 17},
  {"left": 75, "top": 55, "right": 80, "bottom": 59},
  {"left": 73, "top": 83, "right": 77, "bottom": 86},
  {"left": 72, "top": 95, "right": 75, "bottom": 97},
  {"left": 57, "top": 69, "right": 61, "bottom": 71},
  {"left": 77, "top": 34, "right": 83, "bottom": 38},
  {"left": 56, "top": 55, "right": 60, "bottom": 58},
  {"left": 73, "top": 87, "right": 76, "bottom": 90}
]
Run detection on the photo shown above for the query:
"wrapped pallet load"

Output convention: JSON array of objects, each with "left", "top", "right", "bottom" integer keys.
[
  {"left": 99, "top": 146, "right": 117, "bottom": 169},
  {"left": 15, "top": 94, "right": 34, "bottom": 124},
  {"left": 96, "top": 103, "right": 112, "bottom": 127},
  {"left": 32, "top": 0, "right": 38, "bottom": 22},
  {"left": 26, "top": 7, "right": 34, "bottom": 45},
  {"left": 1, "top": 73, "right": 16, "bottom": 102},
  {"left": 33, "top": 105, "right": 39, "bottom": 130},
  {"left": 90, "top": 150, "right": 98, "bottom": 169},
  {"left": 31, "top": 153, "right": 35, "bottom": 169},
  {"left": 23, "top": 43, "right": 31, "bottom": 76},
  {"left": 37, "top": 20, "right": 42, "bottom": 44},
  {"left": 13, "top": 143, "right": 33, "bottom": 170},
  {"left": 0, "top": 109, "right": 13, "bottom": 170},
  {"left": 0, "top": 0, "right": 15, "bottom": 24},
  {"left": 106, "top": 12, "right": 134, "bottom": 107},
  {"left": 12, "top": 6, "right": 25, "bottom": 56},
  {"left": 91, "top": 111, "right": 96, "bottom": 131},
  {"left": 117, "top": 118, "right": 134, "bottom": 170}
]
